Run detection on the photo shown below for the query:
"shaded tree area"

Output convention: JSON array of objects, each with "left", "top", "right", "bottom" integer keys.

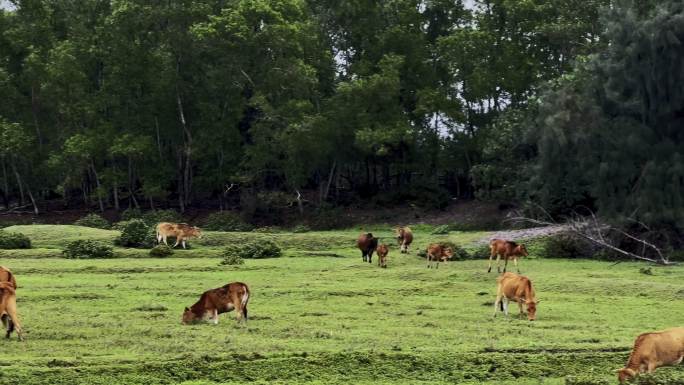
[{"left": 4, "top": 0, "right": 682, "bottom": 246}]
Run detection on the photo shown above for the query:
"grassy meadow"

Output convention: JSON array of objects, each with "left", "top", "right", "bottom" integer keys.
[{"left": 0, "top": 225, "right": 683, "bottom": 384}]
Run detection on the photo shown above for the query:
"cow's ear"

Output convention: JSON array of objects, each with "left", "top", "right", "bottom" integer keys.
[{"left": 184, "top": 307, "right": 189, "bottom": 312}]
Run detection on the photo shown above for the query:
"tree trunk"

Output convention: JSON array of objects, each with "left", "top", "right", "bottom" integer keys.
[
  {"left": 11, "top": 161, "right": 25, "bottom": 206},
  {"left": 90, "top": 160, "right": 105, "bottom": 212},
  {"left": 154, "top": 115, "right": 163, "bottom": 159},
  {"left": 31, "top": 85, "right": 43, "bottom": 151},
  {"left": 322, "top": 160, "right": 336, "bottom": 203},
  {"left": 25, "top": 184, "right": 39, "bottom": 215}
]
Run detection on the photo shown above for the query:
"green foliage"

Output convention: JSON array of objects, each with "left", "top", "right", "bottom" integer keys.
[
  {"left": 540, "top": 233, "right": 596, "bottom": 259},
  {"left": 115, "top": 219, "right": 153, "bottom": 248},
  {"left": 148, "top": 244, "right": 173, "bottom": 258},
  {"left": 203, "top": 212, "right": 253, "bottom": 232},
  {"left": 218, "top": 249, "right": 244, "bottom": 266},
  {"left": 62, "top": 240, "right": 113, "bottom": 259},
  {"left": 309, "top": 205, "right": 352, "bottom": 230},
  {"left": 293, "top": 224, "right": 311, "bottom": 233},
  {"left": 431, "top": 225, "right": 450, "bottom": 235},
  {"left": 221, "top": 240, "right": 282, "bottom": 260},
  {"left": 0, "top": 230, "right": 32, "bottom": 249},
  {"left": 141, "top": 210, "right": 182, "bottom": 226},
  {"left": 74, "top": 213, "right": 110, "bottom": 229},
  {"left": 121, "top": 208, "right": 143, "bottom": 221}
]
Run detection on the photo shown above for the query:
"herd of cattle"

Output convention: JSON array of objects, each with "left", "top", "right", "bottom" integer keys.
[{"left": 0, "top": 224, "right": 682, "bottom": 383}]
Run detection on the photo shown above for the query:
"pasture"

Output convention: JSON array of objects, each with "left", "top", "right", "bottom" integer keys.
[{"left": 0, "top": 225, "right": 683, "bottom": 385}]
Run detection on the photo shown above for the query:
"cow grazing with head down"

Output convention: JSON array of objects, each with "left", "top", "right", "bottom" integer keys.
[
  {"left": 156, "top": 222, "right": 202, "bottom": 249},
  {"left": 493, "top": 272, "right": 539, "bottom": 321},
  {"left": 617, "top": 327, "right": 684, "bottom": 383},
  {"left": 376, "top": 244, "right": 389, "bottom": 268},
  {"left": 426, "top": 243, "right": 453, "bottom": 269},
  {"left": 487, "top": 239, "right": 528, "bottom": 273},
  {"left": 182, "top": 282, "right": 250, "bottom": 325},
  {"left": 395, "top": 227, "right": 413, "bottom": 254},
  {"left": 357, "top": 233, "right": 378, "bottom": 263},
  {"left": 0, "top": 266, "right": 21, "bottom": 340}
]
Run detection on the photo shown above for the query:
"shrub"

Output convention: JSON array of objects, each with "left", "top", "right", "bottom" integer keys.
[
  {"left": 63, "top": 240, "right": 114, "bottom": 259},
  {"left": 0, "top": 230, "right": 31, "bottom": 249},
  {"left": 74, "top": 213, "right": 110, "bottom": 229},
  {"left": 252, "top": 226, "right": 281, "bottom": 233},
  {"left": 221, "top": 240, "right": 282, "bottom": 260},
  {"left": 219, "top": 250, "right": 244, "bottom": 266},
  {"left": 467, "top": 245, "right": 491, "bottom": 260},
  {"left": 149, "top": 244, "right": 174, "bottom": 258},
  {"left": 293, "top": 224, "right": 311, "bottom": 233},
  {"left": 417, "top": 241, "right": 468, "bottom": 260},
  {"left": 120, "top": 207, "right": 143, "bottom": 221},
  {"left": 115, "top": 219, "right": 154, "bottom": 248},
  {"left": 540, "top": 232, "right": 595, "bottom": 259},
  {"left": 203, "top": 212, "right": 253, "bottom": 232},
  {"left": 142, "top": 209, "right": 182, "bottom": 226},
  {"left": 431, "top": 225, "right": 450, "bottom": 235}
]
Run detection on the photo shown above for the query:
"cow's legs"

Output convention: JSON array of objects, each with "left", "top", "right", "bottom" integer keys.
[
  {"left": 173, "top": 238, "right": 181, "bottom": 248},
  {"left": 513, "top": 257, "right": 520, "bottom": 273},
  {"left": 212, "top": 309, "right": 219, "bottom": 325},
  {"left": 5, "top": 300, "right": 23, "bottom": 341},
  {"left": 368, "top": 250, "right": 373, "bottom": 264},
  {"left": 487, "top": 250, "right": 496, "bottom": 272},
  {"left": 426, "top": 255, "right": 431, "bottom": 268},
  {"left": 518, "top": 300, "right": 524, "bottom": 318},
  {"left": 162, "top": 235, "right": 169, "bottom": 246},
  {"left": 182, "top": 239, "right": 187, "bottom": 249},
  {"left": 493, "top": 295, "right": 501, "bottom": 317},
  {"left": 503, "top": 257, "right": 509, "bottom": 273},
  {"left": 502, "top": 298, "right": 509, "bottom": 316}
]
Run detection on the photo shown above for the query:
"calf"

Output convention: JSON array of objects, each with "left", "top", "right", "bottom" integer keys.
[
  {"left": 182, "top": 282, "right": 250, "bottom": 325},
  {"left": 376, "top": 244, "right": 389, "bottom": 268},
  {"left": 395, "top": 227, "right": 413, "bottom": 254},
  {"left": 493, "top": 272, "right": 539, "bottom": 321},
  {"left": 0, "top": 282, "right": 23, "bottom": 340},
  {"left": 618, "top": 327, "right": 684, "bottom": 383},
  {"left": 156, "top": 222, "right": 203, "bottom": 249},
  {"left": 426, "top": 243, "right": 453, "bottom": 269},
  {"left": 0, "top": 266, "right": 19, "bottom": 340},
  {"left": 487, "top": 239, "right": 528, "bottom": 273},
  {"left": 356, "top": 233, "right": 378, "bottom": 263}
]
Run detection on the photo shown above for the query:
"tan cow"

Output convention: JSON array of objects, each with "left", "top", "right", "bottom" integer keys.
[
  {"left": 182, "top": 282, "right": 250, "bottom": 325},
  {"left": 156, "top": 222, "right": 202, "bottom": 249},
  {"left": 0, "top": 266, "right": 20, "bottom": 340},
  {"left": 0, "top": 282, "right": 23, "bottom": 340},
  {"left": 617, "top": 327, "right": 684, "bottom": 383},
  {"left": 493, "top": 272, "right": 539, "bottom": 321},
  {"left": 0, "top": 266, "right": 16, "bottom": 290},
  {"left": 376, "top": 243, "right": 389, "bottom": 268},
  {"left": 396, "top": 227, "right": 413, "bottom": 254},
  {"left": 426, "top": 243, "right": 453, "bottom": 269},
  {"left": 487, "top": 239, "right": 528, "bottom": 274}
]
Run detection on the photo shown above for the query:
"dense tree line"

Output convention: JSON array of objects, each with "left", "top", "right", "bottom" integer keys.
[{"left": 0, "top": 0, "right": 681, "bottom": 239}]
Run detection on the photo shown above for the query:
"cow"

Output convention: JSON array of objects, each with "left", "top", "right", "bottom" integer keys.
[
  {"left": 0, "top": 282, "right": 23, "bottom": 340},
  {"left": 493, "top": 272, "right": 539, "bottom": 321},
  {"left": 487, "top": 239, "right": 528, "bottom": 273},
  {"left": 356, "top": 233, "right": 378, "bottom": 263},
  {"left": 156, "top": 222, "right": 202, "bottom": 249},
  {"left": 182, "top": 282, "right": 250, "bottom": 325},
  {"left": 617, "top": 327, "right": 684, "bottom": 383},
  {"left": 376, "top": 243, "right": 389, "bottom": 268},
  {"left": 0, "top": 266, "right": 19, "bottom": 340},
  {"left": 395, "top": 227, "right": 413, "bottom": 254},
  {"left": 426, "top": 243, "right": 453, "bottom": 269}
]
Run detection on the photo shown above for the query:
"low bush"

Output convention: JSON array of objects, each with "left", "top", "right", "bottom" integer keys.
[
  {"left": 115, "top": 219, "right": 155, "bottom": 248},
  {"left": 149, "top": 244, "right": 174, "bottom": 258},
  {"left": 292, "top": 224, "right": 311, "bottom": 233},
  {"left": 219, "top": 251, "right": 244, "bottom": 265},
  {"left": 540, "top": 232, "right": 595, "bottom": 259},
  {"left": 120, "top": 207, "right": 143, "bottom": 221},
  {"left": 467, "top": 245, "right": 491, "bottom": 260},
  {"left": 203, "top": 212, "right": 253, "bottom": 232},
  {"left": 431, "top": 225, "right": 450, "bottom": 235},
  {"left": 74, "top": 213, "right": 110, "bottom": 229},
  {"left": 0, "top": 230, "right": 31, "bottom": 249},
  {"left": 142, "top": 209, "right": 182, "bottom": 226},
  {"left": 221, "top": 240, "right": 282, "bottom": 260},
  {"left": 63, "top": 240, "right": 114, "bottom": 259}
]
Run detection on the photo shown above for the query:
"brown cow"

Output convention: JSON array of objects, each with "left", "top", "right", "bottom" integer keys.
[
  {"left": 426, "top": 243, "right": 453, "bottom": 269},
  {"left": 376, "top": 243, "right": 389, "bottom": 268},
  {"left": 156, "top": 222, "right": 202, "bottom": 249},
  {"left": 356, "top": 233, "right": 378, "bottom": 264},
  {"left": 487, "top": 239, "right": 528, "bottom": 274},
  {"left": 0, "top": 282, "right": 23, "bottom": 340},
  {"left": 493, "top": 272, "right": 539, "bottom": 321},
  {"left": 182, "top": 282, "right": 250, "bottom": 325},
  {"left": 0, "top": 266, "right": 19, "bottom": 340},
  {"left": 617, "top": 327, "right": 684, "bottom": 383},
  {"left": 396, "top": 227, "right": 413, "bottom": 254}
]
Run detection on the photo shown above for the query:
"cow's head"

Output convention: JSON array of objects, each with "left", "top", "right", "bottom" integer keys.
[
  {"left": 525, "top": 299, "right": 539, "bottom": 321},
  {"left": 377, "top": 244, "right": 389, "bottom": 257},
  {"left": 516, "top": 244, "right": 529, "bottom": 256},
  {"left": 188, "top": 226, "right": 202, "bottom": 239},
  {"left": 181, "top": 307, "right": 199, "bottom": 324},
  {"left": 617, "top": 368, "right": 636, "bottom": 383},
  {"left": 441, "top": 247, "right": 454, "bottom": 261}
]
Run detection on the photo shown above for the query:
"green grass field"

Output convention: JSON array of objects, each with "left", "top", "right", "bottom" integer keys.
[{"left": 0, "top": 225, "right": 683, "bottom": 385}]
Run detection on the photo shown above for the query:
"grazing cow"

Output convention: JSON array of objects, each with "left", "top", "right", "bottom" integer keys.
[
  {"left": 493, "top": 272, "right": 539, "bottom": 321},
  {"left": 376, "top": 244, "right": 389, "bottom": 268},
  {"left": 182, "top": 282, "right": 250, "bottom": 325},
  {"left": 487, "top": 239, "right": 528, "bottom": 273},
  {"left": 426, "top": 243, "right": 453, "bottom": 269},
  {"left": 0, "top": 266, "right": 18, "bottom": 340},
  {"left": 617, "top": 327, "right": 684, "bottom": 383},
  {"left": 395, "top": 227, "right": 413, "bottom": 254},
  {"left": 356, "top": 233, "right": 378, "bottom": 263},
  {"left": 156, "top": 222, "right": 202, "bottom": 249},
  {"left": 0, "top": 282, "right": 23, "bottom": 340}
]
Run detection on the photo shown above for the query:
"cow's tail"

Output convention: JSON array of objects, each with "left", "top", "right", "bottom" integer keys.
[
  {"left": 499, "top": 300, "right": 504, "bottom": 312},
  {"left": 241, "top": 284, "right": 250, "bottom": 320}
]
